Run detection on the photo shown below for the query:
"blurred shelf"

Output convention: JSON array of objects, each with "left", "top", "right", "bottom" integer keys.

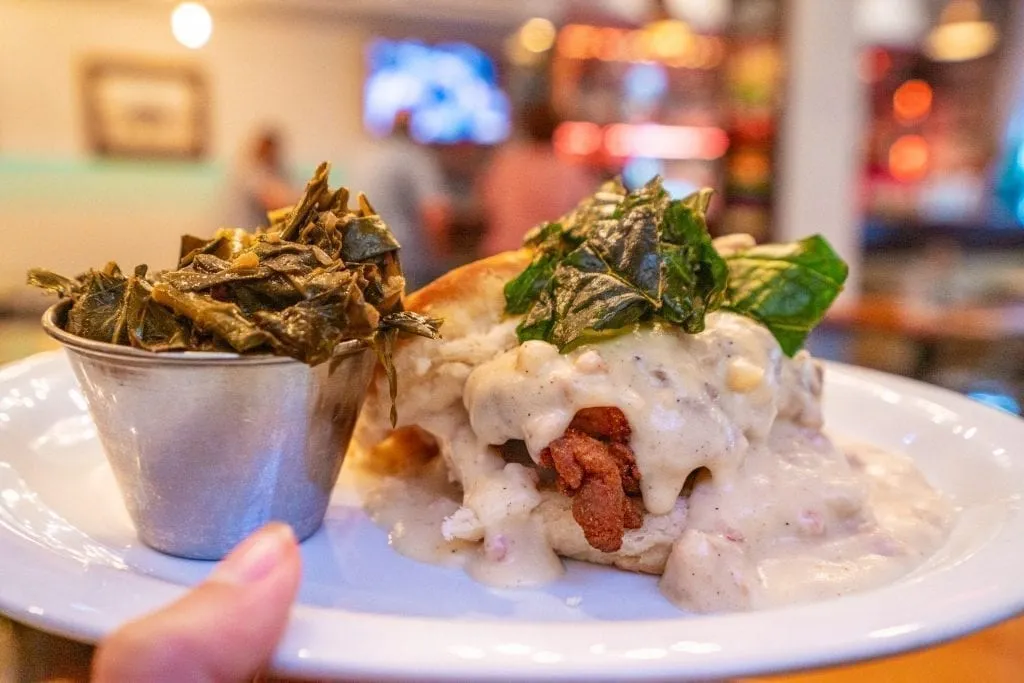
[{"left": 863, "top": 218, "right": 1024, "bottom": 252}]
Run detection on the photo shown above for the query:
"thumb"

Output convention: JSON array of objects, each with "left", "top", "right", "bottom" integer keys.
[{"left": 92, "top": 523, "right": 302, "bottom": 683}]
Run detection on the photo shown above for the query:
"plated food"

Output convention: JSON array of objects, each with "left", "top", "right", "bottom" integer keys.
[
  {"left": 350, "top": 178, "right": 954, "bottom": 613},
  {"left": 3, "top": 167, "right": 1022, "bottom": 679}
]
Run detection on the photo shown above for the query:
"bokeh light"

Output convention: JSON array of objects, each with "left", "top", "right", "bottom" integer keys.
[
  {"left": 889, "top": 134, "right": 930, "bottom": 182},
  {"left": 893, "top": 80, "right": 933, "bottom": 124},
  {"left": 519, "top": 18, "right": 556, "bottom": 54},
  {"left": 171, "top": 2, "right": 212, "bottom": 50},
  {"left": 553, "top": 121, "right": 602, "bottom": 157}
]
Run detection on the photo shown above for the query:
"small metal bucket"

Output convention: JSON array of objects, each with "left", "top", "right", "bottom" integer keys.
[{"left": 42, "top": 301, "right": 376, "bottom": 560}]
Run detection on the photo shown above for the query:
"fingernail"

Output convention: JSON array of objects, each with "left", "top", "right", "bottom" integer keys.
[{"left": 210, "top": 523, "right": 296, "bottom": 585}]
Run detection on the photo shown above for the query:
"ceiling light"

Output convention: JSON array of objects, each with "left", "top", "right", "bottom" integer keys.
[
  {"left": 925, "top": 0, "right": 997, "bottom": 62},
  {"left": 171, "top": 2, "right": 213, "bottom": 50},
  {"left": 519, "top": 17, "right": 557, "bottom": 54}
]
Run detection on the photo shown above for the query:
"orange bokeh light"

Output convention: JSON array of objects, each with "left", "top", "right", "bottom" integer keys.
[
  {"left": 557, "top": 24, "right": 594, "bottom": 59},
  {"left": 555, "top": 23, "right": 721, "bottom": 70},
  {"left": 893, "top": 80, "right": 933, "bottom": 124},
  {"left": 555, "top": 122, "right": 729, "bottom": 160},
  {"left": 888, "top": 134, "right": 929, "bottom": 182},
  {"left": 553, "top": 121, "right": 602, "bottom": 156}
]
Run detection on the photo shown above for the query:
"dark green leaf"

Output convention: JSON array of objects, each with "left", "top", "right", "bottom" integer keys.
[
  {"left": 124, "top": 278, "right": 192, "bottom": 352},
  {"left": 252, "top": 305, "right": 345, "bottom": 366},
  {"left": 368, "top": 311, "right": 442, "bottom": 426},
  {"left": 378, "top": 311, "right": 443, "bottom": 340},
  {"left": 150, "top": 283, "right": 273, "bottom": 353},
  {"left": 502, "top": 176, "right": 848, "bottom": 354},
  {"left": 160, "top": 264, "right": 273, "bottom": 292},
  {"left": 591, "top": 200, "right": 662, "bottom": 302},
  {"left": 522, "top": 221, "right": 563, "bottom": 249},
  {"left": 723, "top": 235, "right": 848, "bottom": 355},
  {"left": 341, "top": 215, "right": 401, "bottom": 263},
  {"left": 658, "top": 199, "right": 728, "bottom": 332},
  {"left": 662, "top": 190, "right": 711, "bottom": 245},
  {"left": 504, "top": 252, "right": 558, "bottom": 314},
  {"left": 507, "top": 177, "right": 727, "bottom": 350},
  {"left": 515, "top": 288, "right": 555, "bottom": 343},
  {"left": 374, "top": 326, "right": 399, "bottom": 426},
  {"left": 549, "top": 271, "right": 648, "bottom": 350},
  {"left": 65, "top": 267, "right": 130, "bottom": 345},
  {"left": 279, "top": 162, "right": 331, "bottom": 241},
  {"left": 563, "top": 181, "right": 626, "bottom": 245},
  {"left": 26, "top": 268, "right": 77, "bottom": 298},
  {"left": 546, "top": 246, "right": 652, "bottom": 351}
]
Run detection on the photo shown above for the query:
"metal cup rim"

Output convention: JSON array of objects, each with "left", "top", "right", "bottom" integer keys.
[{"left": 41, "top": 299, "right": 370, "bottom": 367}]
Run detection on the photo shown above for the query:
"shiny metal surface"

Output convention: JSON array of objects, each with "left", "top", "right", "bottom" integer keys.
[{"left": 41, "top": 301, "right": 376, "bottom": 559}]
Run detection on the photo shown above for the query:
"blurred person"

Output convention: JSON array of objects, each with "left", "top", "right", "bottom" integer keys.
[
  {"left": 225, "top": 128, "right": 299, "bottom": 230},
  {"left": 92, "top": 523, "right": 301, "bottom": 682},
  {"left": 354, "top": 111, "right": 452, "bottom": 291},
  {"left": 477, "top": 103, "right": 596, "bottom": 256}
]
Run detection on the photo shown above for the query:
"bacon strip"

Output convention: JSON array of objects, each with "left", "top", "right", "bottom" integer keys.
[{"left": 539, "top": 408, "right": 643, "bottom": 553}]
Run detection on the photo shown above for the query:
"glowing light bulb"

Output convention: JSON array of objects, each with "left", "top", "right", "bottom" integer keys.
[
  {"left": 519, "top": 18, "right": 556, "bottom": 54},
  {"left": 171, "top": 2, "right": 212, "bottom": 50}
]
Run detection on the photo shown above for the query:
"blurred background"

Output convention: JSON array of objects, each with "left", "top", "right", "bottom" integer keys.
[
  {"left": 2, "top": 3, "right": 1024, "bottom": 679},
  {"left": 1, "top": 0, "right": 1022, "bottom": 415}
]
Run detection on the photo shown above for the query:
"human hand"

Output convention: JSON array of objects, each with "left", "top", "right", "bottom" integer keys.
[{"left": 92, "top": 523, "right": 301, "bottom": 683}]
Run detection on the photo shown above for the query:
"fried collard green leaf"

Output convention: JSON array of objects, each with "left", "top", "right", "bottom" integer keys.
[
  {"left": 545, "top": 246, "right": 650, "bottom": 351},
  {"left": 723, "top": 235, "right": 848, "bottom": 356},
  {"left": 505, "top": 176, "right": 842, "bottom": 355},
  {"left": 507, "top": 180, "right": 629, "bottom": 318},
  {"left": 504, "top": 251, "right": 558, "bottom": 315},
  {"left": 557, "top": 177, "right": 627, "bottom": 246},
  {"left": 516, "top": 286, "right": 556, "bottom": 343},
  {"left": 509, "top": 177, "right": 720, "bottom": 351},
  {"left": 658, "top": 190, "right": 728, "bottom": 333}
]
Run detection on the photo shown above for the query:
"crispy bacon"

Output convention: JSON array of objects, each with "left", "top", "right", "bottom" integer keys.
[
  {"left": 539, "top": 407, "right": 643, "bottom": 553},
  {"left": 569, "top": 407, "right": 632, "bottom": 443}
]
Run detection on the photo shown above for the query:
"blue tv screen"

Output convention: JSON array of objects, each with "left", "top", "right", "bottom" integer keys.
[{"left": 364, "top": 39, "right": 510, "bottom": 145}]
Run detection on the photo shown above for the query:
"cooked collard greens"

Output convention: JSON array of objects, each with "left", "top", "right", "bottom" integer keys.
[{"left": 29, "top": 162, "right": 441, "bottom": 420}]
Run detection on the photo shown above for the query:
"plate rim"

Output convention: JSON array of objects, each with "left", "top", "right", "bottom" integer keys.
[{"left": 1, "top": 350, "right": 1023, "bottom": 681}]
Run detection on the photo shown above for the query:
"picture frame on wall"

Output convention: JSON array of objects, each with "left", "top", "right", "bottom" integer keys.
[{"left": 81, "top": 56, "right": 209, "bottom": 160}]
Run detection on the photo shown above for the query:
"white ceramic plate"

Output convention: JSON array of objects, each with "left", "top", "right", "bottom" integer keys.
[{"left": 1, "top": 351, "right": 1023, "bottom": 681}]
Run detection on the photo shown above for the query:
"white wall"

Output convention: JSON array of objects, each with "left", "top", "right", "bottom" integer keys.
[
  {"left": 775, "top": 0, "right": 864, "bottom": 301},
  {"left": 0, "top": 0, "right": 369, "bottom": 302}
]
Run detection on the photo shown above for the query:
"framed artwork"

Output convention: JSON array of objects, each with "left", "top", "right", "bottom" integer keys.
[{"left": 81, "top": 56, "right": 209, "bottom": 159}]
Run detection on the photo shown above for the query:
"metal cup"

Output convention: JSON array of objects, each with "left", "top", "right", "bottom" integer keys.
[{"left": 42, "top": 301, "right": 376, "bottom": 560}]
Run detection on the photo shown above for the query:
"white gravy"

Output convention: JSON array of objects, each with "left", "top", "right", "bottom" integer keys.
[{"left": 361, "top": 313, "right": 953, "bottom": 612}]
